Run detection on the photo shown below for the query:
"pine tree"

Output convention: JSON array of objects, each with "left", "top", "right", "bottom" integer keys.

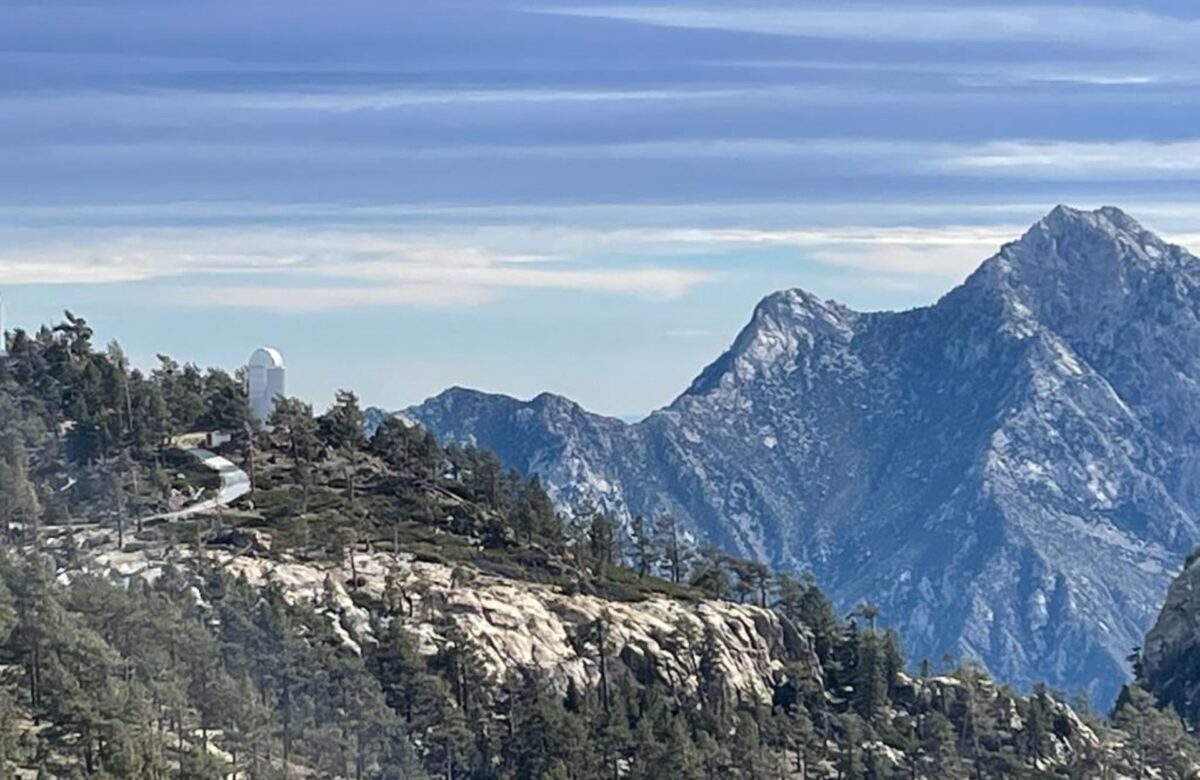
[
  {"left": 504, "top": 671, "right": 590, "bottom": 780},
  {"left": 628, "top": 515, "right": 657, "bottom": 578},
  {"left": 588, "top": 512, "right": 620, "bottom": 578},
  {"left": 836, "top": 712, "right": 867, "bottom": 780},
  {"left": 0, "top": 435, "right": 41, "bottom": 543},
  {"left": 776, "top": 572, "right": 840, "bottom": 664},
  {"left": 851, "top": 631, "right": 889, "bottom": 724},
  {"left": 319, "top": 389, "right": 367, "bottom": 453},
  {"left": 654, "top": 511, "right": 691, "bottom": 585},
  {"left": 269, "top": 397, "right": 320, "bottom": 514},
  {"left": 1112, "top": 683, "right": 1199, "bottom": 779},
  {"left": 779, "top": 702, "right": 818, "bottom": 779},
  {"left": 689, "top": 544, "right": 730, "bottom": 599},
  {"left": 573, "top": 614, "right": 616, "bottom": 714},
  {"left": 511, "top": 475, "right": 558, "bottom": 547}
]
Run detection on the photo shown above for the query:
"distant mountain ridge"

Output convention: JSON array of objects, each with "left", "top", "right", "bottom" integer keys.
[{"left": 400, "top": 206, "right": 1200, "bottom": 703}]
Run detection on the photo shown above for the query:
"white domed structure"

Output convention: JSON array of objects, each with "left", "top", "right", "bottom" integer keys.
[{"left": 247, "top": 347, "right": 285, "bottom": 424}]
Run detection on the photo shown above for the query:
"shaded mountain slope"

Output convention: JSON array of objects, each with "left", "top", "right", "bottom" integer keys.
[{"left": 406, "top": 207, "right": 1200, "bottom": 703}]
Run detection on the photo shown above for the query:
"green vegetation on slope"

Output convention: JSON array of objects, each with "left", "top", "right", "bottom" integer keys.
[{"left": 0, "top": 313, "right": 1195, "bottom": 779}]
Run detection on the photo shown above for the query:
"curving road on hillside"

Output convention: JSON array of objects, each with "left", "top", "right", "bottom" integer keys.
[{"left": 141, "top": 447, "right": 251, "bottom": 524}]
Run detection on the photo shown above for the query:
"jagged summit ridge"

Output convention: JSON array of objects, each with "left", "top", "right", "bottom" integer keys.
[
  {"left": 684, "top": 288, "right": 860, "bottom": 398},
  {"left": 405, "top": 206, "right": 1200, "bottom": 704},
  {"left": 1043, "top": 204, "right": 1166, "bottom": 248},
  {"left": 971, "top": 204, "right": 1185, "bottom": 297}
]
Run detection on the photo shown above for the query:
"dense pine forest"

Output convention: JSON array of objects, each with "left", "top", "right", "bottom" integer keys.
[{"left": 0, "top": 313, "right": 1196, "bottom": 779}]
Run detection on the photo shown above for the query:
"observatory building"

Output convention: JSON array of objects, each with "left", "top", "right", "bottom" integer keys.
[{"left": 247, "top": 347, "right": 285, "bottom": 424}]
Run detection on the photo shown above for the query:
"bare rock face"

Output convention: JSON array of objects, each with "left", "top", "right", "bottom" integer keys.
[
  {"left": 405, "top": 207, "right": 1200, "bottom": 704},
  {"left": 62, "top": 545, "right": 1200, "bottom": 779},
  {"left": 93, "top": 548, "right": 818, "bottom": 702},
  {"left": 1141, "top": 552, "right": 1200, "bottom": 723}
]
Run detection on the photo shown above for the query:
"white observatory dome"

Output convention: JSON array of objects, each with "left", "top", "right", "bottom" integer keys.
[
  {"left": 247, "top": 346, "right": 286, "bottom": 424},
  {"left": 249, "top": 347, "right": 284, "bottom": 369}
]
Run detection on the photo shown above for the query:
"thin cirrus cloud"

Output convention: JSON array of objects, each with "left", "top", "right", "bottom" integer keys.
[
  {"left": 0, "top": 228, "right": 715, "bottom": 309},
  {"left": 544, "top": 4, "right": 1200, "bottom": 47},
  {"left": 6, "top": 0, "right": 1200, "bottom": 414},
  {"left": 28, "top": 136, "right": 1200, "bottom": 187},
  {"left": 10, "top": 199, "right": 1198, "bottom": 312},
  {"left": 0, "top": 220, "right": 1034, "bottom": 313},
  {"left": 231, "top": 87, "right": 769, "bottom": 111},
  {"left": 355, "top": 136, "right": 1200, "bottom": 181},
  {"left": 956, "top": 72, "right": 1164, "bottom": 87},
  {"left": 186, "top": 264, "right": 708, "bottom": 313},
  {"left": 25, "top": 135, "right": 1200, "bottom": 181},
  {"left": 941, "top": 139, "right": 1200, "bottom": 178},
  {"left": 715, "top": 59, "right": 1174, "bottom": 88}
]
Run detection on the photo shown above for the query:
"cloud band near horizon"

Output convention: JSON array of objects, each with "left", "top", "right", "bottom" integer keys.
[{"left": 5, "top": 0, "right": 1200, "bottom": 412}]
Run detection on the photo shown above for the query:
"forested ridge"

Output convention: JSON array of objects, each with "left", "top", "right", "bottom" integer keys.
[{"left": 0, "top": 312, "right": 1196, "bottom": 779}]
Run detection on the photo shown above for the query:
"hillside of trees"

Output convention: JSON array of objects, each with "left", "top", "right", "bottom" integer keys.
[{"left": 0, "top": 312, "right": 1197, "bottom": 779}]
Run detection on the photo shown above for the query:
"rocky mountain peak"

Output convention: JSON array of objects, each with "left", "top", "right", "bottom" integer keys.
[
  {"left": 984, "top": 205, "right": 1175, "bottom": 289},
  {"left": 683, "top": 288, "right": 859, "bottom": 398},
  {"left": 1026, "top": 204, "right": 1161, "bottom": 254},
  {"left": 407, "top": 206, "right": 1200, "bottom": 705},
  {"left": 953, "top": 206, "right": 1194, "bottom": 365},
  {"left": 1042, "top": 203, "right": 1146, "bottom": 236},
  {"left": 529, "top": 390, "right": 593, "bottom": 418},
  {"left": 753, "top": 288, "right": 858, "bottom": 334}
]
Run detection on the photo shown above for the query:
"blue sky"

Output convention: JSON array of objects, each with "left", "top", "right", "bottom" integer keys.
[{"left": 6, "top": 0, "right": 1200, "bottom": 417}]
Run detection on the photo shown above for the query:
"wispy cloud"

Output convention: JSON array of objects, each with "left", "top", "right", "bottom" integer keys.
[
  {"left": 0, "top": 219, "right": 1021, "bottom": 309},
  {"left": 232, "top": 87, "right": 769, "bottom": 111},
  {"left": 545, "top": 5, "right": 1200, "bottom": 47},
  {"left": 647, "top": 225, "right": 1019, "bottom": 280},
  {"left": 7, "top": 197, "right": 1200, "bottom": 310},
  {"left": 717, "top": 58, "right": 1173, "bottom": 90},
  {"left": 0, "top": 199, "right": 1105, "bottom": 229},
  {"left": 29, "top": 135, "right": 1200, "bottom": 186},
  {"left": 9, "top": 0, "right": 1200, "bottom": 415},
  {"left": 942, "top": 139, "right": 1200, "bottom": 178},
  {"left": 804, "top": 244, "right": 1000, "bottom": 279},
  {"left": 0, "top": 228, "right": 714, "bottom": 310},
  {"left": 957, "top": 72, "right": 1163, "bottom": 88}
]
